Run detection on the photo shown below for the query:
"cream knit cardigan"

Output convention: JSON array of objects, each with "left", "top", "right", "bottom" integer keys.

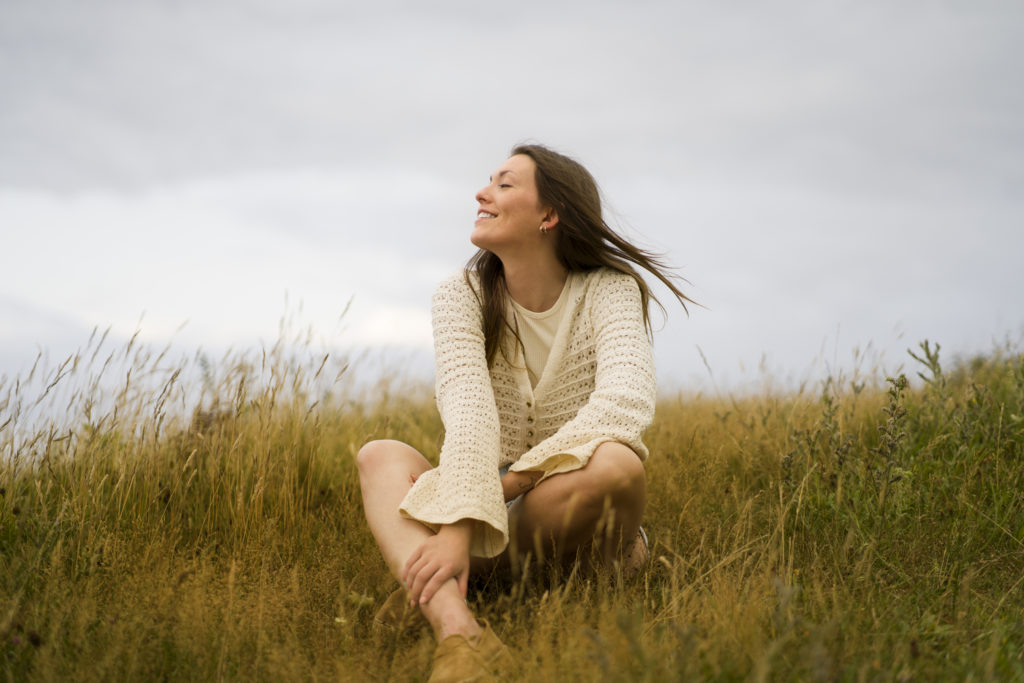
[{"left": 398, "top": 267, "right": 657, "bottom": 558}]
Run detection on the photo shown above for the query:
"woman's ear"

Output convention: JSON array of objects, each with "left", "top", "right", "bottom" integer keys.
[{"left": 541, "top": 207, "right": 559, "bottom": 230}]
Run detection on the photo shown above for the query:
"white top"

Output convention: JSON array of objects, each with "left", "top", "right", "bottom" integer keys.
[
  {"left": 398, "top": 268, "right": 657, "bottom": 558},
  {"left": 508, "top": 279, "right": 571, "bottom": 388}
]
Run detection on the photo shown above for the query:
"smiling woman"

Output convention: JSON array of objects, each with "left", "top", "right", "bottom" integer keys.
[
  {"left": 470, "top": 154, "right": 557, "bottom": 258},
  {"left": 355, "top": 143, "right": 694, "bottom": 682}
]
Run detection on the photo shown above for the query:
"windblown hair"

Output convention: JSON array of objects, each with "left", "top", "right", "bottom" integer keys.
[{"left": 467, "top": 143, "right": 694, "bottom": 366}]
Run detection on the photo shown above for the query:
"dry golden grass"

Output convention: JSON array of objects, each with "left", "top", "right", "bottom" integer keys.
[{"left": 1, "top": 333, "right": 1022, "bottom": 681}]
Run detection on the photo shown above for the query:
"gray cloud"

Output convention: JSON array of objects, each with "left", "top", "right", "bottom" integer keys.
[{"left": 2, "top": 0, "right": 1022, "bottom": 390}]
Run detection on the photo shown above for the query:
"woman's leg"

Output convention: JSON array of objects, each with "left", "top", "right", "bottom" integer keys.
[
  {"left": 356, "top": 439, "right": 480, "bottom": 641},
  {"left": 505, "top": 440, "right": 647, "bottom": 573}
]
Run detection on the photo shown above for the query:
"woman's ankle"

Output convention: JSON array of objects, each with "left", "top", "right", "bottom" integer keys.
[{"left": 420, "top": 583, "right": 482, "bottom": 641}]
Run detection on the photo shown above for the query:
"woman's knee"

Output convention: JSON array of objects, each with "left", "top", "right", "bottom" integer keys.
[
  {"left": 587, "top": 441, "right": 646, "bottom": 501},
  {"left": 356, "top": 439, "right": 418, "bottom": 477},
  {"left": 356, "top": 439, "right": 385, "bottom": 474}
]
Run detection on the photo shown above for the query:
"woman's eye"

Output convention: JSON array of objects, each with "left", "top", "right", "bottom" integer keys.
[{"left": 498, "top": 184, "right": 512, "bottom": 189}]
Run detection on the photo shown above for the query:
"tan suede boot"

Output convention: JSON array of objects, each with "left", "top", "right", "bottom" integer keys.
[{"left": 427, "top": 620, "right": 516, "bottom": 682}]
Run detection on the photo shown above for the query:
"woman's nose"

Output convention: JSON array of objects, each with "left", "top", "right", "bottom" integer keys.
[{"left": 475, "top": 186, "right": 489, "bottom": 203}]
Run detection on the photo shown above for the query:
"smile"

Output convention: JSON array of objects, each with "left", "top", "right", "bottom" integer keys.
[{"left": 477, "top": 211, "right": 496, "bottom": 219}]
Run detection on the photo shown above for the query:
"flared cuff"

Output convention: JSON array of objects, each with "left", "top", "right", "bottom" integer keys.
[{"left": 397, "top": 468, "right": 509, "bottom": 558}]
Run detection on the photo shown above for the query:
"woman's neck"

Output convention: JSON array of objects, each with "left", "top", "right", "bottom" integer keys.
[{"left": 502, "top": 255, "right": 568, "bottom": 313}]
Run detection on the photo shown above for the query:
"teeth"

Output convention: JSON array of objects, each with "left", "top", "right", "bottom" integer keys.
[{"left": 477, "top": 211, "right": 496, "bottom": 219}]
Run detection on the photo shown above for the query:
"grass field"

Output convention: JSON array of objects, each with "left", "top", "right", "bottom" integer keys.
[{"left": 1, "top": 333, "right": 1022, "bottom": 681}]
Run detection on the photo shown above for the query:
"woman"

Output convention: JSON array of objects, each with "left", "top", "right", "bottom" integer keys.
[{"left": 357, "top": 144, "right": 691, "bottom": 681}]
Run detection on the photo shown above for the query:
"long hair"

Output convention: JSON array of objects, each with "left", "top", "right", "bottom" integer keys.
[{"left": 466, "top": 143, "right": 694, "bottom": 366}]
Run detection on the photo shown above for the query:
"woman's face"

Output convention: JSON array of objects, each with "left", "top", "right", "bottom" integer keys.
[{"left": 471, "top": 154, "right": 552, "bottom": 255}]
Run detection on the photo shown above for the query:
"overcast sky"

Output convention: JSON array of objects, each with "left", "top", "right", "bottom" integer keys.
[{"left": 2, "top": 0, "right": 1022, "bottom": 395}]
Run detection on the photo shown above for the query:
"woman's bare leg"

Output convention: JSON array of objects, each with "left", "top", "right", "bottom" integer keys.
[
  {"left": 505, "top": 441, "right": 646, "bottom": 573},
  {"left": 357, "top": 439, "right": 481, "bottom": 641}
]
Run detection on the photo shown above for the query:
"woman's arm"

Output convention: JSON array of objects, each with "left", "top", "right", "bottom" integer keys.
[
  {"left": 398, "top": 274, "right": 511, "bottom": 604},
  {"left": 501, "top": 469, "right": 542, "bottom": 502},
  {"left": 398, "top": 274, "right": 510, "bottom": 558}
]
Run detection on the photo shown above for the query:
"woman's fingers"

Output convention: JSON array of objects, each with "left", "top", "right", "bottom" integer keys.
[
  {"left": 407, "top": 558, "right": 456, "bottom": 606},
  {"left": 418, "top": 570, "right": 446, "bottom": 605},
  {"left": 403, "top": 552, "right": 430, "bottom": 601},
  {"left": 405, "top": 554, "right": 445, "bottom": 605},
  {"left": 404, "top": 561, "right": 430, "bottom": 603},
  {"left": 402, "top": 528, "right": 471, "bottom": 606},
  {"left": 401, "top": 548, "right": 422, "bottom": 586},
  {"left": 418, "top": 562, "right": 460, "bottom": 605}
]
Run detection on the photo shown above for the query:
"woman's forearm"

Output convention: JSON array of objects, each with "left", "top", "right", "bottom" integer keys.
[
  {"left": 438, "top": 517, "right": 475, "bottom": 545},
  {"left": 501, "top": 470, "right": 542, "bottom": 502}
]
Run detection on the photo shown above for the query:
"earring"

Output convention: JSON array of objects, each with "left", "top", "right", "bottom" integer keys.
[{"left": 539, "top": 224, "right": 549, "bottom": 234}]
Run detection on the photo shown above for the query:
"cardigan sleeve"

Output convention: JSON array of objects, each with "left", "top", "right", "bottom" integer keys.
[
  {"left": 508, "top": 271, "right": 657, "bottom": 478},
  {"left": 398, "top": 273, "right": 509, "bottom": 558}
]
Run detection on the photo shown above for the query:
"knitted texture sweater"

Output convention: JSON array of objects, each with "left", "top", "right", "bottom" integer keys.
[{"left": 398, "top": 267, "right": 657, "bottom": 557}]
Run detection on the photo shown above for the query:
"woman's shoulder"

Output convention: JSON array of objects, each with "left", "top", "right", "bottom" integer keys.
[
  {"left": 432, "top": 270, "right": 483, "bottom": 317},
  {"left": 578, "top": 267, "right": 641, "bottom": 297},
  {"left": 573, "top": 269, "right": 644, "bottom": 328},
  {"left": 433, "top": 270, "right": 479, "bottom": 297}
]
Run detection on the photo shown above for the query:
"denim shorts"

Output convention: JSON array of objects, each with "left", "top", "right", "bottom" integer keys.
[{"left": 498, "top": 464, "right": 518, "bottom": 509}]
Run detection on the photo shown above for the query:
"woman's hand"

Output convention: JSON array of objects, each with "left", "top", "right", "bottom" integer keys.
[
  {"left": 501, "top": 469, "right": 542, "bottom": 503},
  {"left": 402, "top": 519, "right": 474, "bottom": 606}
]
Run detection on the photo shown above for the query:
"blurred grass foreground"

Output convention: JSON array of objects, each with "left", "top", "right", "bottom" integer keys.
[{"left": 1, "top": 328, "right": 1023, "bottom": 681}]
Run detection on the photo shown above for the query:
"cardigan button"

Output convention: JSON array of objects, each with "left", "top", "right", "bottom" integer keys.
[
  {"left": 526, "top": 401, "right": 532, "bottom": 408},
  {"left": 527, "top": 430, "right": 534, "bottom": 437},
  {"left": 527, "top": 416, "right": 534, "bottom": 423},
  {"left": 526, "top": 443, "right": 533, "bottom": 449}
]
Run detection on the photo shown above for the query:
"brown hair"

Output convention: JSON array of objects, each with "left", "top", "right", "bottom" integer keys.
[{"left": 466, "top": 143, "right": 694, "bottom": 366}]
